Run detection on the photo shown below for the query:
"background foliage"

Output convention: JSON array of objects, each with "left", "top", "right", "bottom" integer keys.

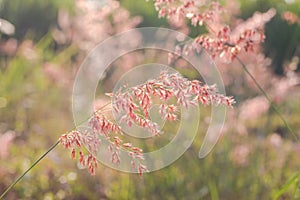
[{"left": 0, "top": 0, "right": 300, "bottom": 199}]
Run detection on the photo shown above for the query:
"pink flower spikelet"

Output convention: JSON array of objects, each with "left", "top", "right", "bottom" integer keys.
[{"left": 59, "top": 115, "right": 145, "bottom": 175}]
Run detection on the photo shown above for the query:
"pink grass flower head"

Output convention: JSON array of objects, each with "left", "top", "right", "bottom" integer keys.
[
  {"left": 60, "top": 71, "right": 235, "bottom": 175},
  {"left": 159, "top": 0, "right": 276, "bottom": 64}
]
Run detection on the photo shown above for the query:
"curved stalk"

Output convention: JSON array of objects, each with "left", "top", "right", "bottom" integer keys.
[
  {"left": 0, "top": 141, "right": 60, "bottom": 200},
  {"left": 236, "top": 56, "right": 298, "bottom": 141},
  {"left": 0, "top": 102, "right": 112, "bottom": 199}
]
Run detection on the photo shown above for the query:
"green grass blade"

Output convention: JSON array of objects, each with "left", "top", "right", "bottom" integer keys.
[{"left": 273, "top": 171, "right": 300, "bottom": 200}]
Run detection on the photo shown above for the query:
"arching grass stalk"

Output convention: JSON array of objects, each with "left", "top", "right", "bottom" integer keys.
[
  {"left": 236, "top": 56, "right": 298, "bottom": 141},
  {"left": 0, "top": 102, "right": 112, "bottom": 200},
  {"left": 0, "top": 141, "right": 60, "bottom": 200}
]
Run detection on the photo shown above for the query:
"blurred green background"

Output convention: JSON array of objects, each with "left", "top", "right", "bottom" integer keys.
[{"left": 0, "top": 0, "right": 300, "bottom": 199}]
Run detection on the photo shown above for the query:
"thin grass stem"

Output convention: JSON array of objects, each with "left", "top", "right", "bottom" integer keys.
[{"left": 236, "top": 56, "right": 298, "bottom": 141}]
